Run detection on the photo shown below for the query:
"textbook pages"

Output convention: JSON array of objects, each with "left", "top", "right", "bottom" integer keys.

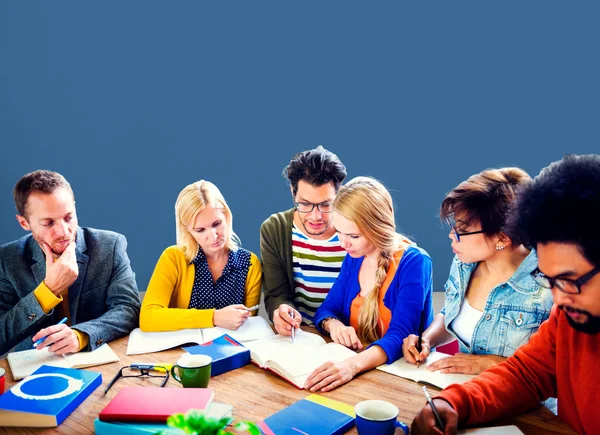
[
  {"left": 126, "top": 316, "right": 275, "bottom": 355},
  {"left": 244, "top": 329, "right": 356, "bottom": 389},
  {"left": 8, "top": 344, "right": 120, "bottom": 380},
  {"left": 376, "top": 351, "right": 474, "bottom": 389}
]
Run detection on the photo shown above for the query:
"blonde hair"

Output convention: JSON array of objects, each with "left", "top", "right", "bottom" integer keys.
[
  {"left": 175, "top": 180, "right": 238, "bottom": 263},
  {"left": 334, "top": 176, "right": 410, "bottom": 343}
]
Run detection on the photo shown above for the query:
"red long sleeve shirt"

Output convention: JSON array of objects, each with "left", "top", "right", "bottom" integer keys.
[{"left": 439, "top": 306, "right": 600, "bottom": 435}]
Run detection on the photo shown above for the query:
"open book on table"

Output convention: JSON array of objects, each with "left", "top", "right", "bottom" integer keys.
[
  {"left": 376, "top": 351, "right": 475, "bottom": 389},
  {"left": 126, "top": 316, "right": 275, "bottom": 355},
  {"left": 7, "top": 343, "right": 119, "bottom": 380},
  {"left": 244, "top": 329, "right": 357, "bottom": 389}
]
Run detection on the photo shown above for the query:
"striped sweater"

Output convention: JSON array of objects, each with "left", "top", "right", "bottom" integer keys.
[{"left": 292, "top": 224, "right": 346, "bottom": 324}]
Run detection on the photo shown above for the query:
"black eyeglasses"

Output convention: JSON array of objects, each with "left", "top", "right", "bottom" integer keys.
[
  {"left": 104, "top": 364, "right": 170, "bottom": 395},
  {"left": 294, "top": 201, "right": 334, "bottom": 213},
  {"left": 445, "top": 218, "right": 484, "bottom": 242},
  {"left": 531, "top": 266, "right": 600, "bottom": 295}
]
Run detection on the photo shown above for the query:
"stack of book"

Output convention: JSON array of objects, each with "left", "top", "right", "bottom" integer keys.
[
  {"left": 183, "top": 334, "right": 250, "bottom": 376},
  {"left": 0, "top": 365, "right": 101, "bottom": 427},
  {"left": 96, "top": 386, "right": 233, "bottom": 435}
]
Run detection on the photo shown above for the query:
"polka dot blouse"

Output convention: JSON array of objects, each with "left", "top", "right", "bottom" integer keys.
[{"left": 188, "top": 247, "right": 252, "bottom": 309}]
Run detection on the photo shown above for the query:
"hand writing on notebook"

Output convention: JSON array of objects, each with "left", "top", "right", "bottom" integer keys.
[
  {"left": 402, "top": 334, "right": 431, "bottom": 365},
  {"left": 31, "top": 323, "right": 79, "bottom": 354},
  {"left": 411, "top": 398, "right": 458, "bottom": 435},
  {"left": 304, "top": 359, "right": 359, "bottom": 392},
  {"left": 326, "top": 320, "right": 363, "bottom": 350},
  {"left": 213, "top": 304, "right": 251, "bottom": 330},
  {"left": 273, "top": 304, "right": 301, "bottom": 336},
  {"left": 426, "top": 353, "right": 505, "bottom": 375}
]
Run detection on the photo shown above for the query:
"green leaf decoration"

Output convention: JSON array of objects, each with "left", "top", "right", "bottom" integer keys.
[{"left": 160, "top": 409, "right": 258, "bottom": 435}]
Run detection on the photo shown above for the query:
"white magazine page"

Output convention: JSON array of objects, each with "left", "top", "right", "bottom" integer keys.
[
  {"left": 377, "top": 351, "right": 474, "bottom": 389},
  {"left": 244, "top": 329, "right": 326, "bottom": 368},
  {"left": 64, "top": 343, "right": 120, "bottom": 368},
  {"left": 126, "top": 327, "right": 205, "bottom": 355},
  {"left": 202, "top": 316, "right": 275, "bottom": 343},
  {"left": 7, "top": 347, "right": 69, "bottom": 380},
  {"left": 287, "top": 342, "right": 358, "bottom": 387}
]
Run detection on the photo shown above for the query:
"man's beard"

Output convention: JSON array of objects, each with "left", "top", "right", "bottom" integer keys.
[
  {"left": 560, "top": 305, "right": 600, "bottom": 334},
  {"left": 299, "top": 218, "right": 328, "bottom": 237},
  {"left": 33, "top": 234, "right": 75, "bottom": 257}
]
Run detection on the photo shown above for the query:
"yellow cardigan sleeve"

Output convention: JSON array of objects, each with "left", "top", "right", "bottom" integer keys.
[
  {"left": 244, "top": 252, "right": 263, "bottom": 316},
  {"left": 33, "top": 282, "right": 62, "bottom": 313},
  {"left": 73, "top": 329, "right": 89, "bottom": 351},
  {"left": 140, "top": 247, "right": 215, "bottom": 332}
]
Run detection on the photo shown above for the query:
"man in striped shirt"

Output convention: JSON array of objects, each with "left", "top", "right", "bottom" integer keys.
[{"left": 261, "top": 146, "right": 347, "bottom": 335}]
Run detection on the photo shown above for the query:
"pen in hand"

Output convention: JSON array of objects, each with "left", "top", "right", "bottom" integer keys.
[
  {"left": 416, "top": 309, "right": 425, "bottom": 369},
  {"left": 288, "top": 308, "right": 295, "bottom": 344},
  {"left": 416, "top": 334, "right": 422, "bottom": 368},
  {"left": 245, "top": 304, "right": 261, "bottom": 311},
  {"left": 422, "top": 386, "right": 445, "bottom": 431},
  {"left": 33, "top": 316, "right": 68, "bottom": 348}
]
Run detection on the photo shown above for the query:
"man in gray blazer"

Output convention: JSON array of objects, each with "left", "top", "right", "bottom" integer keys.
[{"left": 0, "top": 170, "right": 141, "bottom": 355}]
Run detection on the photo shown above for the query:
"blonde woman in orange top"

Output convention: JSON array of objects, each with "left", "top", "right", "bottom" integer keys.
[{"left": 305, "top": 176, "right": 434, "bottom": 392}]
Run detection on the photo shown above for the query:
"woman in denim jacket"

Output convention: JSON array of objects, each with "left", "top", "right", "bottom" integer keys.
[{"left": 402, "top": 167, "right": 554, "bottom": 375}]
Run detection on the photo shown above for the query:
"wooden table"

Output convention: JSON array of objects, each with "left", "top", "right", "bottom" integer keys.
[{"left": 0, "top": 335, "right": 574, "bottom": 434}]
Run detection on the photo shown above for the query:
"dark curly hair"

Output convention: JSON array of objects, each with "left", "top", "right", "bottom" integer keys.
[
  {"left": 440, "top": 167, "right": 532, "bottom": 243},
  {"left": 283, "top": 146, "right": 347, "bottom": 196},
  {"left": 506, "top": 154, "right": 600, "bottom": 267},
  {"left": 14, "top": 170, "right": 74, "bottom": 217}
]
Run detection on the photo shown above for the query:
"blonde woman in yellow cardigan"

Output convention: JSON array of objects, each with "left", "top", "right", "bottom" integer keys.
[{"left": 140, "top": 180, "right": 262, "bottom": 332}]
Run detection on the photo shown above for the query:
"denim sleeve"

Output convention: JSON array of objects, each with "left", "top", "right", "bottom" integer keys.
[
  {"left": 440, "top": 256, "right": 461, "bottom": 316},
  {"left": 440, "top": 278, "right": 449, "bottom": 316},
  {"left": 314, "top": 255, "right": 353, "bottom": 333},
  {"left": 371, "top": 247, "right": 433, "bottom": 363}
]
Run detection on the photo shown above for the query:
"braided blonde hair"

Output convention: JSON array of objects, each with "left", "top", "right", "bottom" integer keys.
[{"left": 334, "top": 176, "right": 410, "bottom": 342}]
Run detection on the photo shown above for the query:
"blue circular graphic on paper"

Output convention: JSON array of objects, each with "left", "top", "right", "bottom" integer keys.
[{"left": 13, "top": 373, "right": 84, "bottom": 401}]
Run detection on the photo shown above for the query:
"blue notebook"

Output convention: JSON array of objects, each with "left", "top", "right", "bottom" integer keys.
[
  {"left": 183, "top": 334, "right": 250, "bottom": 376},
  {"left": 0, "top": 364, "right": 102, "bottom": 427},
  {"left": 258, "top": 394, "right": 355, "bottom": 435}
]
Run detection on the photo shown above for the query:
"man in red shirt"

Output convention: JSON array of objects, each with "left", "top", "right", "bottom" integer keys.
[{"left": 412, "top": 154, "right": 600, "bottom": 435}]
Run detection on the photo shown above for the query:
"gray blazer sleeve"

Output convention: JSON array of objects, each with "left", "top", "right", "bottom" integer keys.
[
  {"left": 72, "top": 234, "right": 140, "bottom": 351},
  {"left": 0, "top": 260, "right": 47, "bottom": 354}
]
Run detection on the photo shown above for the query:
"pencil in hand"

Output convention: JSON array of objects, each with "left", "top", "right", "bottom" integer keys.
[
  {"left": 416, "top": 334, "right": 422, "bottom": 368},
  {"left": 288, "top": 308, "right": 295, "bottom": 344},
  {"left": 422, "top": 385, "right": 445, "bottom": 431}
]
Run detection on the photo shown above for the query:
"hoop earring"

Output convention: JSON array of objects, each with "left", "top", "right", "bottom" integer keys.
[{"left": 496, "top": 245, "right": 505, "bottom": 251}]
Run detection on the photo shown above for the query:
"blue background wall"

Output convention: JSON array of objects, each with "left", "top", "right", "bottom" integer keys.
[{"left": 1, "top": 2, "right": 598, "bottom": 295}]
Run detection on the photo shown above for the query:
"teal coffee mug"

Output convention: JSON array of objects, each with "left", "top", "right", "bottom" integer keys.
[
  {"left": 354, "top": 400, "right": 409, "bottom": 435},
  {"left": 171, "top": 354, "right": 212, "bottom": 388}
]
